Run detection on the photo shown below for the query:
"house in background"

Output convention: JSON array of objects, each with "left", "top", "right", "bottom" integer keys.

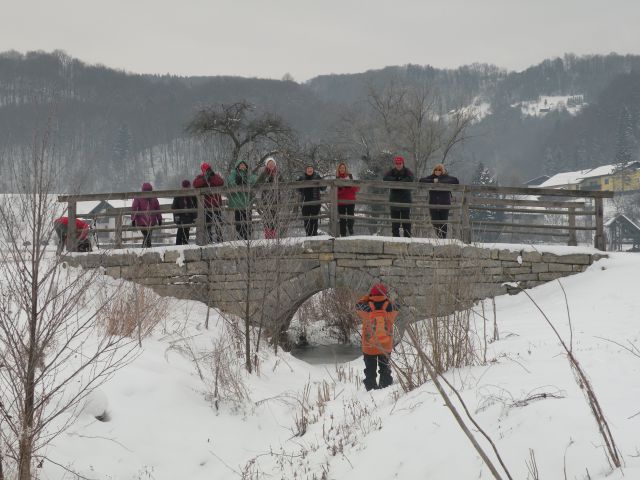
[
  {"left": 530, "top": 162, "right": 640, "bottom": 192},
  {"left": 77, "top": 199, "right": 131, "bottom": 245},
  {"left": 578, "top": 161, "right": 640, "bottom": 192},
  {"left": 605, "top": 214, "right": 640, "bottom": 251},
  {"left": 522, "top": 175, "right": 550, "bottom": 187}
]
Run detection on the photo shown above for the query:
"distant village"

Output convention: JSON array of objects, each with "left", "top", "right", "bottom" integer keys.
[{"left": 526, "top": 161, "right": 640, "bottom": 252}]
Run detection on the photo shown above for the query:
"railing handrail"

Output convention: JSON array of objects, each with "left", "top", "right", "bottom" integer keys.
[
  {"left": 57, "top": 179, "right": 615, "bottom": 203},
  {"left": 58, "top": 179, "right": 615, "bottom": 252}
]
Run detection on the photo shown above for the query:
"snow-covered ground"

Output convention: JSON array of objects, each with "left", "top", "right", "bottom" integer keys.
[{"left": 6, "top": 248, "right": 640, "bottom": 479}]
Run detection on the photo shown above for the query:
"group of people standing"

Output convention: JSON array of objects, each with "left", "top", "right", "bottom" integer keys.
[
  {"left": 132, "top": 159, "right": 281, "bottom": 247},
  {"left": 129, "top": 155, "right": 459, "bottom": 247},
  {"left": 383, "top": 155, "right": 460, "bottom": 239}
]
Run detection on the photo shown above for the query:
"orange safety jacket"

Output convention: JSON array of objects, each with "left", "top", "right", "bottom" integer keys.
[{"left": 356, "top": 294, "right": 399, "bottom": 355}]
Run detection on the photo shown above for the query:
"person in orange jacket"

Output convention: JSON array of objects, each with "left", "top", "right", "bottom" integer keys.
[{"left": 355, "top": 283, "right": 399, "bottom": 390}]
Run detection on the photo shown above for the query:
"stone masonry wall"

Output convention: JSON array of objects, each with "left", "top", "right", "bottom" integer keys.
[{"left": 66, "top": 239, "right": 606, "bottom": 330}]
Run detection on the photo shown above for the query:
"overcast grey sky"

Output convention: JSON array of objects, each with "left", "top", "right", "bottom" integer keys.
[{"left": 1, "top": 0, "right": 638, "bottom": 81}]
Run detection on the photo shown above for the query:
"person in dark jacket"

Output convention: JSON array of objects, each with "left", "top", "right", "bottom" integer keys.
[
  {"left": 298, "top": 164, "right": 325, "bottom": 236},
  {"left": 336, "top": 162, "right": 360, "bottom": 236},
  {"left": 193, "top": 162, "right": 225, "bottom": 243},
  {"left": 383, "top": 156, "right": 414, "bottom": 237},
  {"left": 419, "top": 163, "right": 459, "bottom": 239},
  {"left": 257, "top": 157, "right": 283, "bottom": 239},
  {"left": 227, "top": 159, "right": 257, "bottom": 240},
  {"left": 131, "top": 182, "right": 162, "bottom": 248},
  {"left": 172, "top": 179, "right": 197, "bottom": 245},
  {"left": 355, "top": 283, "right": 399, "bottom": 391}
]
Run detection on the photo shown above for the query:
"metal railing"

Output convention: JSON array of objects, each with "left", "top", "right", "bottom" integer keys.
[{"left": 57, "top": 180, "right": 613, "bottom": 251}]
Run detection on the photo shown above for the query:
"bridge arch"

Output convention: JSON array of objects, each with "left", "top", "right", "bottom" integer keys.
[{"left": 67, "top": 238, "right": 604, "bottom": 335}]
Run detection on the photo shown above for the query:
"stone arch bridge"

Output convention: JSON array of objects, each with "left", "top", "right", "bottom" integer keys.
[{"left": 68, "top": 238, "right": 605, "bottom": 334}]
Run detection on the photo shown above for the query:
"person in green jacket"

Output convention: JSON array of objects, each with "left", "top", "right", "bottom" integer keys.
[{"left": 227, "top": 159, "right": 257, "bottom": 240}]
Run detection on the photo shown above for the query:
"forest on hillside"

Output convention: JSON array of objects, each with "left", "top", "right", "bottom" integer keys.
[{"left": 0, "top": 50, "right": 638, "bottom": 192}]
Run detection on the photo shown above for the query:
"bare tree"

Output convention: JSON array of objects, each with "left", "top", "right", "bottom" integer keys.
[
  {"left": 0, "top": 129, "right": 137, "bottom": 479},
  {"left": 339, "top": 78, "right": 475, "bottom": 176},
  {"left": 185, "top": 101, "right": 294, "bottom": 172}
]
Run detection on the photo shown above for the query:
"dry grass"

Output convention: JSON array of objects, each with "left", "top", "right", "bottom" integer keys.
[{"left": 98, "top": 284, "right": 168, "bottom": 342}]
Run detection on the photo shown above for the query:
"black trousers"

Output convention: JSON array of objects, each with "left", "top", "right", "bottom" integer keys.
[
  {"left": 205, "top": 209, "right": 223, "bottom": 243},
  {"left": 390, "top": 206, "right": 411, "bottom": 237},
  {"left": 430, "top": 208, "right": 449, "bottom": 238},
  {"left": 234, "top": 209, "right": 251, "bottom": 240},
  {"left": 176, "top": 226, "right": 190, "bottom": 245},
  {"left": 363, "top": 353, "right": 393, "bottom": 391},
  {"left": 302, "top": 204, "right": 320, "bottom": 236},
  {"left": 338, "top": 204, "right": 355, "bottom": 236},
  {"left": 140, "top": 228, "right": 152, "bottom": 248}
]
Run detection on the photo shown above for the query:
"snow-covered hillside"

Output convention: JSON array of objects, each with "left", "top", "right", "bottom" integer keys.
[
  {"left": 513, "top": 94, "right": 587, "bottom": 117},
  {"left": 8, "top": 246, "right": 640, "bottom": 480}
]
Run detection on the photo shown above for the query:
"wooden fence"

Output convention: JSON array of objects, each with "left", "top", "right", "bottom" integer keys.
[{"left": 57, "top": 180, "right": 613, "bottom": 251}]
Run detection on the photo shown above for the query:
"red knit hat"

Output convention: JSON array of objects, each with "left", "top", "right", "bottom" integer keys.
[
  {"left": 201, "top": 162, "right": 211, "bottom": 174},
  {"left": 393, "top": 156, "right": 404, "bottom": 166},
  {"left": 369, "top": 283, "right": 387, "bottom": 296}
]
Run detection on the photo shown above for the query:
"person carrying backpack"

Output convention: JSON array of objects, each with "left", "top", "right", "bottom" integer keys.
[{"left": 355, "top": 283, "right": 399, "bottom": 391}]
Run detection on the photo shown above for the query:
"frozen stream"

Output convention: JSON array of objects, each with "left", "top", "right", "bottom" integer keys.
[{"left": 290, "top": 344, "right": 362, "bottom": 365}]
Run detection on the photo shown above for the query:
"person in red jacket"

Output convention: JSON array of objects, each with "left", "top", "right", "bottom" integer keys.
[
  {"left": 355, "top": 283, "right": 399, "bottom": 391},
  {"left": 193, "top": 162, "right": 225, "bottom": 243},
  {"left": 54, "top": 217, "right": 91, "bottom": 254},
  {"left": 336, "top": 162, "right": 359, "bottom": 236}
]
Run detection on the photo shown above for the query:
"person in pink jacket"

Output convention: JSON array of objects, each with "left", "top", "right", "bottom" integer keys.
[{"left": 131, "top": 182, "right": 162, "bottom": 248}]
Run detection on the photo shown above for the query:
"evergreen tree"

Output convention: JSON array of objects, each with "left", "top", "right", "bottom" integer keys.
[
  {"left": 112, "top": 124, "right": 132, "bottom": 183},
  {"left": 470, "top": 162, "right": 504, "bottom": 241},
  {"left": 614, "top": 106, "right": 636, "bottom": 169}
]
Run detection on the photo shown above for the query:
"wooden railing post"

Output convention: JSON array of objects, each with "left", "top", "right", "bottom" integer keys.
[
  {"left": 329, "top": 180, "right": 339, "bottom": 237},
  {"left": 66, "top": 200, "right": 77, "bottom": 252},
  {"left": 594, "top": 197, "right": 606, "bottom": 251},
  {"left": 115, "top": 212, "right": 123, "bottom": 248},
  {"left": 195, "top": 193, "right": 206, "bottom": 246},
  {"left": 568, "top": 206, "right": 577, "bottom": 246},
  {"left": 461, "top": 187, "right": 472, "bottom": 244}
]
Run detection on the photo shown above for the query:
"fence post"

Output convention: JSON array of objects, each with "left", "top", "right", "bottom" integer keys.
[
  {"left": 461, "top": 187, "right": 472, "bottom": 244},
  {"left": 594, "top": 197, "right": 606, "bottom": 251},
  {"left": 195, "top": 193, "right": 206, "bottom": 246},
  {"left": 115, "top": 212, "right": 123, "bottom": 248},
  {"left": 329, "top": 180, "right": 339, "bottom": 237},
  {"left": 66, "top": 200, "right": 77, "bottom": 252},
  {"left": 567, "top": 206, "right": 577, "bottom": 246}
]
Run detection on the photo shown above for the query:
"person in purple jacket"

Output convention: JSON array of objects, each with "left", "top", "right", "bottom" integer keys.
[{"left": 131, "top": 182, "right": 163, "bottom": 248}]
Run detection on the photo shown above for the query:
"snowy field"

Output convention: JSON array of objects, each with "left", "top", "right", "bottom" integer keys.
[{"left": 4, "top": 247, "right": 640, "bottom": 480}]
